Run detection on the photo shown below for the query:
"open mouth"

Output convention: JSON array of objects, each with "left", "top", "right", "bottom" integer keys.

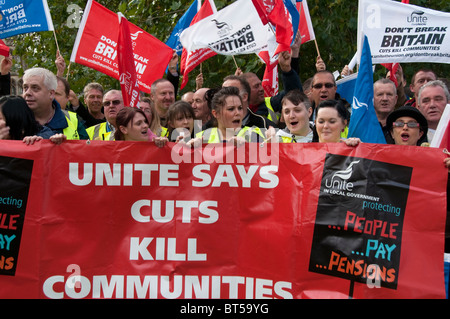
[
  {"left": 401, "top": 132, "right": 410, "bottom": 142},
  {"left": 289, "top": 121, "right": 299, "bottom": 127}
]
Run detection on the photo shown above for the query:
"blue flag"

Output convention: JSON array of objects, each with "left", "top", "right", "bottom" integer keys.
[
  {"left": 0, "top": 0, "right": 54, "bottom": 39},
  {"left": 336, "top": 73, "right": 358, "bottom": 105},
  {"left": 165, "top": 0, "right": 200, "bottom": 55},
  {"left": 348, "top": 35, "right": 386, "bottom": 144}
]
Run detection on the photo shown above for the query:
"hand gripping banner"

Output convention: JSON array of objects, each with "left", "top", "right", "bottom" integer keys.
[{"left": 0, "top": 140, "right": 447, "bottom": 299}]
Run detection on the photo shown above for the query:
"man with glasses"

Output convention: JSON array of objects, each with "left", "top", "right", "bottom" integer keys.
[
  {"left": 86, "top": 90, "right": 124, "bottom": 140},
  {"left": 309, "top": 70, "right": 350, "bottom": 122}
]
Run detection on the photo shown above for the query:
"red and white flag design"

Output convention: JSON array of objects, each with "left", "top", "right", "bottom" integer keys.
[
  {"left": 296, "top": 0, "right": 315, "bottom": 45},
  {"left": 179, "top": 0, "right": 217, "bottom": 90}
]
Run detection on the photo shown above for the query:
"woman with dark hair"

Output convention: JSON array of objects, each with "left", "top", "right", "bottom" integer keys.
[
  {"left": 191, "top": 86, "right": 264, "bottom": 144},
  {"left": 114, "top": 107, "right": 167, "bottom": 147},
  {"left": 385, "top": 106, "right": 428, "bottom": 146},
  {"left": 313, "top": 99, "right": 360, "bottom": 146},
  {"left": 165, "top": 100, "right": 195, "bottom": 142},
  {"left": 0, "top": 95, "right": 53, "bottom": 140}
]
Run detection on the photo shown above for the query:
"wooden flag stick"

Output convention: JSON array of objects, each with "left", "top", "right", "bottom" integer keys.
[
  {"left": 53, "top": 30, "right": 60, "bottom": 54},
  {"left": 232, "top": 55, "right": 239, "bottom": 69},
  {"left": 314, "top": 39, "right": 321, "bottom": 58},
  {"left": 66, "top": 61, "right": 71, "bottom": 80}
]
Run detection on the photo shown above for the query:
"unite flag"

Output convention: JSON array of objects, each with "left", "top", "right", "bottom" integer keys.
[
  {"left": 348, "top": 35, "right": 386, "bottom": 144},
  {"left": 117, "top": 14, "right": 140, "bottom": 108},
  {"left": 0, "top": 0, "right": 54, "bottom": 39},
  {"left": 70, "top": 0, "right": 173, "bottom": 95}
]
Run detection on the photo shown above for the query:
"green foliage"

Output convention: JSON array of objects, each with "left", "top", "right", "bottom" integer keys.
[{"left": 8, "top": 0, "right": 450, "bottom": 98}]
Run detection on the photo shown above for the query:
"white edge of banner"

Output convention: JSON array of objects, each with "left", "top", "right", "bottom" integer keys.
[
  {"left": 356, "top": 0, "right": 364, "bottom": 65},
  {"left": 70, "top": 0, "right": 93, "bottom": 63},
  {"left": 42, "top": 0, "right": 55, "bottom": 31},
  {"left": 336, "top": 72, "right": 358, "bottom": 85},
  {"left": 430, "top": 104, "right": 450, "bottom": 148}
]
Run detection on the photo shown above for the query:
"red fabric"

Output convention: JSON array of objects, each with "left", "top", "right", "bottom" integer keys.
[
  {"left": 0, "top": 39, "right": 9, "bottom": 57},
  {"left": 117, "top": 15, "right": 140, "bottom": 107},
  {"left": 0, "top": 140, "right": 446, "bottom": 299},
  {"left": 381, "top": 63, "right": 399, "bottom": 87},
  {"left": 71, "top": 1, "right": 173, "bottom": 93},
  {"left": 268, "top": 0, "right": 293, "bottom": 55}
]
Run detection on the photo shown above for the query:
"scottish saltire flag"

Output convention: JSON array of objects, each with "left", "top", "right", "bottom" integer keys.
[
  {"left": 166, "top": 0, "right": 200, "bottom": 55},
  {"left": 0, "top": 0, "right": 54, "bottom": 39},
  {"left": 348, "top": 35, "right": 386, "bottom": 144}
]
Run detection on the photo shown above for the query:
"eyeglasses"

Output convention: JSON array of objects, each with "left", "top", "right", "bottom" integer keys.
[
  {"left": 392, "top": 121, "right": 420, "bottom": 128},
  {"left": 103, "top": 100, "right": 121, "bottom": 107},
  {"left": 312, "top": 83, "right": 335, "bottom": 89}
]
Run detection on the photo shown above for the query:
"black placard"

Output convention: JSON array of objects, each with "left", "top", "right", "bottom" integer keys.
[
  {"left": 0, "top": 156, "right": 33, "bottom": 276},
  {"left": 309, "top": 154, "right": 412, "bottom": 290}
]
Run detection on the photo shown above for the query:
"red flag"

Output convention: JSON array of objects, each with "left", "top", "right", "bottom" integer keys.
[
  {"left": 179, "top": 0, "right": 217, "bottom": 90},
  {"left": 70, "top": 0, "right": 173, "bottom": 93},
  {"left": 381, "top": 63, "right": 399, "bottom": 87},
  {"left": 401, "top": 0, "right": 410, "bottom": 3},
  {"left": 118, "top": 14, "right": 140, "bottom": 108},
  {"left": 252, "top": 0, "right": 293, "bottom": 56},
  {"left": 268, "top": 0, "right": 293, "bottom": 55},
  {"left": 251, "top": 0, "right": 271, "bottom": 25},
  {"left": 0, "top": 39, "right": 9, "bottom": 57},
  {"left": 296, "top": 0, "right": 315, "bottom": 45},
  {"left": 258, "top": 50, "right": 279, "bottom": 97}
]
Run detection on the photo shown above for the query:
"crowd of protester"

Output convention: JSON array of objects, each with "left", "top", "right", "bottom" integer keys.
[{"left": 0, "top": 35, "right": 449, "bottom": 253}]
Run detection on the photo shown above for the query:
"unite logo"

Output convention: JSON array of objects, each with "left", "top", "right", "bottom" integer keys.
[
  {"left": 130, "top": 30, "right": 143, "bottom": 49},
  {"left": 352, "top": 97, "right": 368, "bottom": 111},
  {"left": 325, "top": 160, "right": 360, "bottom": 192},
  {"left": 212, "top": 19, "right": 232, "bottom": 37},
  {"left": 406, "top": 10, "right": 428, "bottom": 26}
]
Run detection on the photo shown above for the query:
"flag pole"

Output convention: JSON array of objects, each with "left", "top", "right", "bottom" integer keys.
[
  {"left": 66, "top": 62, "right": 71, "bottom": 80},
  {"left": 231, "top": 55, "right": 239, "bottom": 69},
  {"left": 314, "top": 39, "right": 321, "bottom": 58},
  {"left": 52, "top": 30, "right": 61, "bottom": 54}
]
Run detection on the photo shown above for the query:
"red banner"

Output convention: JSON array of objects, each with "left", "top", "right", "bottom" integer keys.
[
  {"left": 118, "top": 14, "right": 140, "bottom": 108},
  {"left": 70, "top": 0, "right": 173, "bottom": 94},
  {"left": 0, "top": 140, "right": 447, "bottom": 299}
]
